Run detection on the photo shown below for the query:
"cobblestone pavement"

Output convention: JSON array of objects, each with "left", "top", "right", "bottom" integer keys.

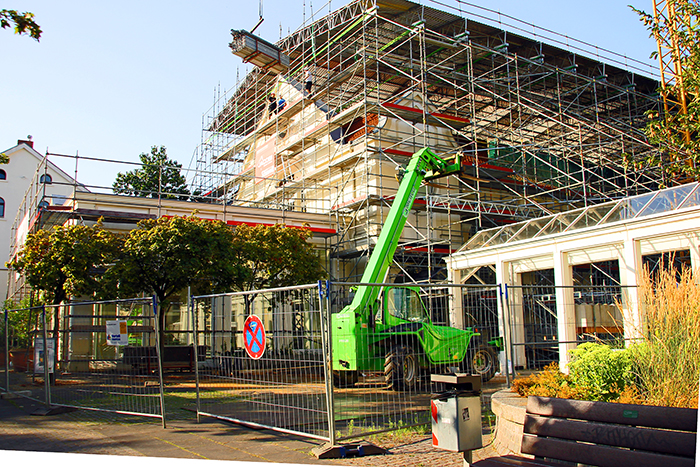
[
  {"left": 0, "top": 393, "right": 502, "bottom": 467},
  {"left": 0, "top": 371, "right": 507, "bottom": 467}
]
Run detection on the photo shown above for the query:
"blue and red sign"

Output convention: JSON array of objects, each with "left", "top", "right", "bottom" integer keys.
[{"left": 244, "top": 314, "right": 266, "bottom": 359}]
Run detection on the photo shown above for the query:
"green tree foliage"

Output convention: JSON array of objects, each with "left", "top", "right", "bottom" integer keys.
[
  {"left": 110, "top": 215, "right": 243, "bottom": 338},
  {"left": 114, "top": 215, "right": 241, "bottom": 302},
  {"left": 230, "top": 223, "right": 326, "bottom": 293},
  {"left": 113, "top": 146, "right": 191, "bottom": 200},
  {"left": 632, "top": 2, "right": 700, "bottom": 182},
  {"left": 2, "top": 297, "right": 43, "bottom": 349},
  {"left": 1, "top": 9, "right": 41, "bottom": 41},
  {"left": 7, "top": 220, "right": 120, "bottom": 305}
]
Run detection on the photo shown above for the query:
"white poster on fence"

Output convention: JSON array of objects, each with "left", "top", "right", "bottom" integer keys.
[
  {"left": 33, "top": 337, "right": 55, "bottom": 374},
  {"left": 106, "top": 320, "right": 128, "bottom": 346}
]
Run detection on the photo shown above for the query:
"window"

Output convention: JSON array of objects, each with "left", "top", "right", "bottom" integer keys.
[
  {"left": 0, "top": 169, "right": 6, "bottom": 180},
  {"left": 385, "top": 287, "right": 429, "bottom": 323},
  {"left": 40, "top": 173, "right": 52, "bottom": 184},
  {"left": 0, "top": 198, "right": 5, "bottom": 217}
]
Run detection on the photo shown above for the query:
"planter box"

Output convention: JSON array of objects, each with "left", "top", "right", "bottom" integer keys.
[{"left": 9, "top": 348, "right": 34, "bottom": 372}]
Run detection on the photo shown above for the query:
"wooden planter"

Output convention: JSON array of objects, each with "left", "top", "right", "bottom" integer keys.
[{"left": 9, "top": 348, "right": 33, "bottom": 372}]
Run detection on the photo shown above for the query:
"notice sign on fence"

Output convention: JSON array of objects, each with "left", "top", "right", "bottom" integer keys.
[
  {"left": 106, "top": 320, "right": 128, "bottom": 346},
  {"left": 33, "top": 337, "right": 55, "bottom": 374}
]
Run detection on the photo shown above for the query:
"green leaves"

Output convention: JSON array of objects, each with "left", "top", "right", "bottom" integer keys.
[
  {"left": 568, "top": 343, "right": 634, "bottom": 402},
  {"left": 7, "top": 220, "right": 120, "bottom": 304},
  {"left": 632, "top": 1, "right": 700, "bottom": 183},
  {"left": 114, "top": 215, "right": 241, "bottom": 303},
  {"left": 230, "top": 223, "right": 326, "bottom": 292},
  {"left": 1, "top": 9, "right": 41, "bottom": 41},
  {"left": 113, "top": 146, "right": 191, "bottom": 200},
  {"left": 9, "top": 215, "right": 325, "bottom": 344}
]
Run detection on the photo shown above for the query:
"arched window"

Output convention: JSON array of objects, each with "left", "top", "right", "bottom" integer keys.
[
  {"left": 0, "top": 169, "right": 6, "bottom": 180},
  {"left": 40, "top": 173, "right": 52, "bottom": 184},
  {"left": 0, "top": 198, "right": 5, "bottom": 218}
]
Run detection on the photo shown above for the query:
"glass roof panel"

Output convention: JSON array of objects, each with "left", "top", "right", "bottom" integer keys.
[
  {"left": 639, "top": 184, "right": 696, "bottom": 217},
  {"left": 488, "top": 224, "right": 525, "bottom": 247},
  {"left": 464, "top": 229, "right": 497, "bottom": 250},
  {"left": 536, "top": 213, "right": 569, "bottom": 237},
  {"left": 601, "top": 200, "right": 633, "bottom": 224},
  {"left": 511, "top": 217, "right": 552, "bottom": 242},
  {"left": 460, "top": 183, "right": 699, "bottom": 252},
  {"left": 679, "top": 184, "right": 700, "bottom": 209},
  {"left": 626, "top": 193, "right": 656, "bottom": 218},
  {"left": 559, "top": 209, "right": 585, "bottom": 232},
  {"left": 568, "top": 203, "right": 615, "bottom": 230}
]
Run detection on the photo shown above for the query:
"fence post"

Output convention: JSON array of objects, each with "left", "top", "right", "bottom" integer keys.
[
  {"left": 41, "top": 305, "right": 51, "bottom": 408},
  {"left": 504, "top": 284, "right": 516, "bottom": 381},
  {"left": 498, "top": 284, "right": 511, "bottom": 386},
  {"left": 319, "top": 280, "right": 336, "bottom": 445},
  {"left": 152, "top": 295, "right": 167, "bottom": 429},
  {"left": 4, "top": 308, "right": 8, "bottom": 392},
  {"left": 190, "top": 293, "right": 201, "bottom": 424}
]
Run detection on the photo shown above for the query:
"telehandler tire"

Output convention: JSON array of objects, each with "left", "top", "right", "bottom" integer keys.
[
  {"left": 468, "top": 345, "right": 498, "bottom": 382},
  {"left": 384, "top": 346, "right": 419, "bottom": 391},
  {"left": 332, "top": 370, "right": 358, "bottom": 388}
]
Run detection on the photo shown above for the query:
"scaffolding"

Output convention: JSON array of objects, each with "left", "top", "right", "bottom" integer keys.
[{"left": 197, "top": 0, "right": 670, "bottom": 283}]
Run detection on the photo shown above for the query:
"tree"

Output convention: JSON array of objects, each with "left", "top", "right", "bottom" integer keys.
[
  {"left": 7, "top": 220, "right": 120, "bottom": 305},
  {"left": 111, "top": 215, "right": 243, "bottom": 344},
  {"left": 7, "top": 221, "right": 119, "bottom": 358},
  {"left": 229, "top": 224, "right": 326, "bottom": 312},
  {"left": 1, "top": 9, "right": 41, "bottom": 41},
  {"left": 632, "top": 1, "right": 700, "bottom": 183},
  {"left": 113, "top": 146, "right": 191, "bottom": 200}
]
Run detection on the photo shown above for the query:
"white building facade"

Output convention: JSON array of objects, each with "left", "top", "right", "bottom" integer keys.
[
  {"left": 0, "top": 139, "right": 79, "bottom": 301},
  {"left": 445, "top": 183, "right": 700, "bottom": 373}
]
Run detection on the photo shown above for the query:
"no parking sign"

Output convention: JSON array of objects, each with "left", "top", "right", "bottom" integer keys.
[{"left": 244, "top": 315, "right": 266, "bottom": 359}]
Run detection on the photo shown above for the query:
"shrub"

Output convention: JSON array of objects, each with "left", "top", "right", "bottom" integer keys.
[
  {"left": 568, "top": 343, "right": 634, "bottom": 402},
  {"left": 511, "top": 363, "right": 592, "bottom": 400}
]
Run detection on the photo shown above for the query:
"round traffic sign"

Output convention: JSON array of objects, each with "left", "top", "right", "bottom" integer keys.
[{"left": 244, "top": 314, "right": 266, "bottom": 359}]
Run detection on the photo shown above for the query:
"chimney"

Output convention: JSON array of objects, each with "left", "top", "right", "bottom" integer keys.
[{"left": 18, "top": 135, "right": 34, "bottom": 148}]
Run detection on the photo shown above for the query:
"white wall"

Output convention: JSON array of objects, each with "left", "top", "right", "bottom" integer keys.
[{"left": 0, "top": 140, "right": 78, "bottom": 301}]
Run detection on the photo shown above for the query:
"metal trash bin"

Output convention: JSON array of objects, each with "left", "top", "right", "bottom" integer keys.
[{"left": 430, "top": 374, "right": 483, "bottom": 453}]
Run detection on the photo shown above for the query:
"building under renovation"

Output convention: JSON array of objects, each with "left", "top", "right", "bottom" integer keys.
[{"left": 195, "top": 0, "right": 666, "bottom": 286}]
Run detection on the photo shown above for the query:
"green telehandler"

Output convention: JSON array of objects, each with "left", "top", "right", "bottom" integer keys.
[{"left": 331, "top": 147, "right": 501, "bottom": 390}]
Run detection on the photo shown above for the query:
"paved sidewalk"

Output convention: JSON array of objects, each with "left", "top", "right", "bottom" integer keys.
[{"left": 0, "top": 394, "right": 500, "bottom": 467}]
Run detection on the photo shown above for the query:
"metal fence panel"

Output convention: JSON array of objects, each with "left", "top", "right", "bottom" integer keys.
[
  {"left": 505, "top": 284, "right": 632, "bottom": 371},
  {"left": 1, "top": 305, "right": 50, "bottom": 403},
  {"left": 328, "top": 282, "right": 502, "bottom": 441},
  {"left": 192, "top": 284, "right": 331, "bottom": 441},
  {"left": 45, "top": 298, "right": 165, "bottom": 419}
]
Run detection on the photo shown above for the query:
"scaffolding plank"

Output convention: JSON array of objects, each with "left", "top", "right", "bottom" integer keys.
[{"left": 229, "top": 30, "right": 290, "bottom": 74}]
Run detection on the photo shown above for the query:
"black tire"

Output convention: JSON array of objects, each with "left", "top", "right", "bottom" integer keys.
[
  {"left": 468, "top": 345, "right": 498, "bottom": 382},
  {"left": 332, "top": 370, "right": 358, "bottom": 388},
  {"left": 384, "top": 346, "right": 419, "bottom": 391}
]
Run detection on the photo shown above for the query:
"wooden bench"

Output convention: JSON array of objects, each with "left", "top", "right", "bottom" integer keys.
[{"left": 474, "top": 395, "right": 697, "bottom": 467}]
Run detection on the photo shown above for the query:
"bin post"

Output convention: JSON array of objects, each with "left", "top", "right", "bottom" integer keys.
[{"left": 430, "top": 374, "right": 483, "bottom": 466}]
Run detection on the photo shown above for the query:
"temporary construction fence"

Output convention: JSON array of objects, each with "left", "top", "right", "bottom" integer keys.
[
  {"left": 191, "top": 284, "right": 332, "bottom": 440},
  {"left": 1, "top": 297, "right": 166, "bottom": 425},
  {"left": 1, "top": 281, "right": 637, "bottom": 443},
  {"left": 190, "top": 282, "right": 504, "bottom": 444},
  {"left": 503, "top": 284, "right": 633, "bottom": 372}
]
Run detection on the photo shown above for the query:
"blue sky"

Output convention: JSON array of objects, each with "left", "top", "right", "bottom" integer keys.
[{"left": 1, "top": 0, "right": 658, "bottom": 190}]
